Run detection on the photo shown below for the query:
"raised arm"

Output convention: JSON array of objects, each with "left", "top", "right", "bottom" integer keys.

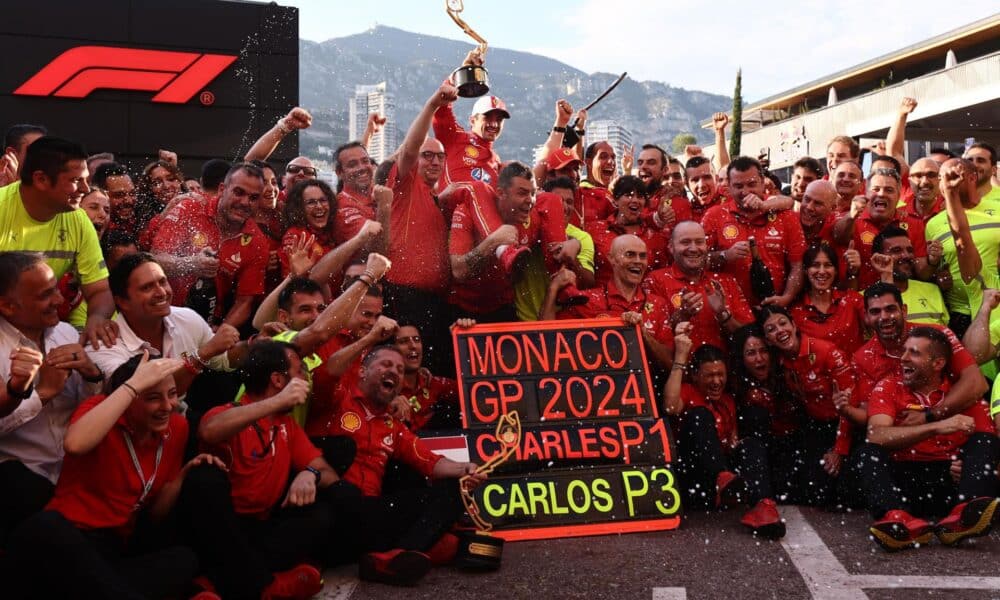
[
  {"left": 663, "top": 322, "right": 693, "bottom": 416},
  {"left": 940, "top": 160, "right": 981, "bottom": 283},
  {"left": 244, "top": 107, "right": 312, "bottom": 161},
  {"left": 199, "top": 378, "right": 308, "bottom": 445},
  {"left": 712, "top": 113, "right": 731, "bottom": 172},
  {"left": 886, "top": 98, "right": 917, "bottom": 167},
  {"left": 398, "top": 82, "right": 458, "bottom": 178}
]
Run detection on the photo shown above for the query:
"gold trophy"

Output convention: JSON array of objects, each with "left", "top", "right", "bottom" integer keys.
[
  {"left": 456, "top": 411, "right": 521, "bottom": 569},
  {"left": 445, "top": 0, "right": 490, "bottom": 97}
]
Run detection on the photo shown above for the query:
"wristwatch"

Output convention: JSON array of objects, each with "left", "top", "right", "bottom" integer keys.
[
  {"left": 716, "top": 309, "right": 732, "bottom": 323},
  {"left": 923, "top": 407, "right": 936, "bottom": 423},
  {"left": 304, "top": 466, "right": 322, "bottom": 484},
  {"left": 6, "top": 380, "right": 33, "bottom": 401},
  {"left": 552, "top": 126, "right": 567, "bottom": 133}
]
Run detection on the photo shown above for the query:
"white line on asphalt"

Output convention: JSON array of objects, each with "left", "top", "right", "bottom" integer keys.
[
  {"left": 780, "top": 506, "right": 1000, "bottom": 599},
  {"left": 651, "top": 587, "right": 688, "bottom": 599},
  {"left": 317, "top": 565, "right": 358, "bottom": 600}
]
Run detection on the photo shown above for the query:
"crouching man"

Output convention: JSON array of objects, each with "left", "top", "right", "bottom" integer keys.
[{"left": 862, "top": 326, "right": 998, "bottom": 551}]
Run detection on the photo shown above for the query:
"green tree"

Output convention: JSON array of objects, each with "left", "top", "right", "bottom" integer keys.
[
  {"left": 671, "top": 133, "right": 697, "bottom": 155},
  {"left": 729, "top": 68, "right": 742, "bottom": 158}
]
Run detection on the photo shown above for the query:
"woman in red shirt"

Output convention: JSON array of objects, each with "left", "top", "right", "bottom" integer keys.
[
  {"left": 790, "top": 243, "right": 866, "bottom": 354},
  {"left": 280, "top": 179, "right": 338, "bottom": 277},
  {"left": 6, "top": 353, "right": 222, "bottom": 599}
]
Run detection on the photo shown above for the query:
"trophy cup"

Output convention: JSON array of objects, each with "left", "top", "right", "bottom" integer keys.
[
  {"left": 456, "top": 411, "right": 521, "bottom": 569},
  {"left": 446, "top": 0, "right": 490, "bottom": 97}
]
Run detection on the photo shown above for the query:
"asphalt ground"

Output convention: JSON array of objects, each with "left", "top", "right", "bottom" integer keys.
[{"left": 319, "top": 504, "right": 1000, "bottom": 600}]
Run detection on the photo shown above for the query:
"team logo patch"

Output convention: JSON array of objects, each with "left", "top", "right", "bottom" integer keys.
[
  {"left": 644, "top": 302, "right": 654, "bottom": 314},
  {"left": 340, "top": 412, "right": 361, "bottom": 432},
  {"left": 382, "top": 434, "right": 394, "bottom": 447},
  {"left": 808, "top": 352, "right": 816, "bottom": 365},
  {"left": 767, "top": 213, "right": 777, "bottom": 222},
  {"left": 465, "top": 145, "right": 480, "bottom": 158},
  {"left": 240, "top": 234, "right": 252, "bottom": 246},
  {"left": 860, "top": 230, "right": 876, "bottom": 245},
  {"left": 193, "top": 232, "right": 207, "bottom": 248},
  {"left": 722, "top": 224, "right": 740, "bottom": 240},
  {"left": 899, "top": 221, "right": 909, "bottom": 230},
  {"left": 671, "top": 294, "right": 683, "bottom": 308}
]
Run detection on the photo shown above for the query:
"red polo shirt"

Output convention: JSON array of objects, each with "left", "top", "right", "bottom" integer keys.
[
  {"left": 802, "top": 213, "right": 837, "bottom": 247},
  {"left": 306, "top": 330, "right": 362, "bottom": 438},
  {"left": 851, "top": 208, "right": 928, "bottom": 288},
  {"left": 571, "top": 184, "right": 616, "bottom": 228},
  {"left": 777, "top": 334, "right": 856, "bottom": 454},
  {"left": 680, "top": 383, "right": 737, "bottom": 446},
  {"left": 327, "top": 388, "right": 443, "bottom": 496},
  {"left": 901, "top": 193, "right": 944, "bottom": 224},
  {"left": 385, "top": 163, "right": 451, "bottom": 294},
  {"left": 557, "top": 280, "right": 674, "bottom": 350},
  {"left": 790, "top": 291, "right": 866, "bottom": 354},
  {"left": 47, "top": 395, "right": 188, "bottom": 537},
  {"left": 433, "top": 103, "right": 500, "bottom": 189},
  {"left": 645, "top": 264, "right": 753, "bottom": 350},
  {"left": 741, "top": 386, "right": 800, "bottom": 437},
  {"left": 690, "top": 192, "right": 726, "bottom": 225},
  {"left": 644, "top": 189, "right": 693, "bottom": 237},
  {"left": 399, "top": 370, "right": 458, "bottom": 432},
  {"left": 702, "top": 201, "right": 807, "bottom": 304},
  {"left": 586, "top": 215, "right": 669, "bottom": 286},
  {"left": 333, "top": 188, "right": 375, "bottom": 246},
  {"left": 447, "top": 186, "right": 543, "bottom": 315},
  {"left": 853, "top": 322, "right": 975, "bottom": 400},
  {"left": 202, "top": 402, "right": 321, "bottom": 518},
  {"left": 869, "top": 376, "right": 994, "bottom": 462},
  {"left": 151, "top": 195, "right": 268, "bottom": 313}
]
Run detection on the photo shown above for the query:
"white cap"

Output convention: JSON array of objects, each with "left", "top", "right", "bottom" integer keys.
[{"left": 470, "top": 96, "right": 510, "bottom": 119}]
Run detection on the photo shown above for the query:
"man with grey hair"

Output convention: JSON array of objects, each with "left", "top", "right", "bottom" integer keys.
[
  {"left": 0, "top": 251, "right": 103, "bottom": 543},
  {"left": 799, "top": 180, "right": 838, "bottom": 246}
]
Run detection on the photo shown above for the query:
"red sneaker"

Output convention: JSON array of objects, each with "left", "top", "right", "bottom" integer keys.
[
  {"left": 426, "top": 532, "right": 459, "bottom": 566},
  {"left": 935, "top": 496, "right": 999, "bottom": 546},
  {"left": 869, "top": 509, "right": 933, "bottom": 552},
  {"left": 715, "top": 470, "right": 747, "bottom": 509},
  {"left": 557, "top": 284, "right": 589, "bottom": 307},
  {"left": 498, "top": 245, "right": 531, "bottom": 275},
  {"left": 359, "top": 549, "right": 431, "bottom": 586},
  {"left": 741, "top": 499, "right": 785, "bottom": 539},
  {"left": 262, "top": 564, "right": 323, "bottom": 599}
]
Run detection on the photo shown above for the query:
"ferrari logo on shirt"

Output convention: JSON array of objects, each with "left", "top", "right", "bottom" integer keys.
[
  {"left": 340, "top": 412, "right": 361, "bottom": 432},
  {"left": 240, "top": 234, "right": 252, "bottom": 246},
  {"left": 722, "top": 225, "right": 740, "bottom": 240},
  {"left": 644, "top": 302, "right": 654, "bottom": 314},
  {"left": 860, "top": 231, "right": 876, "bottom": 245},
  {"left": 767, "top": 213, "right": 776, "bottom": 222},
  {"left": 808, "top": 352, "right": 816, "bottom": 364},
  {"left": 465, "top": 145, "right": 480, "bottom": 158},
  {"left": 899, "top": 222, "right": 909, "bottom": 230},
  {"left": 57, "top": 229, "right": 67, "bottom": 244}
]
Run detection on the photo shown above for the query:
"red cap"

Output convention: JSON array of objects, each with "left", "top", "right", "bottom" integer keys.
[{"left": 545, "top": 147, "right": 583, "bottom": 171}]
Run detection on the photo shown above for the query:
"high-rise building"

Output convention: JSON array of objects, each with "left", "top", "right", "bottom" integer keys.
[
  {"left": 348, "top": 82, "right": 397, "bottom": 164},
  {"left": 587, "top": 120, "right": 633, "bottom": 175}
]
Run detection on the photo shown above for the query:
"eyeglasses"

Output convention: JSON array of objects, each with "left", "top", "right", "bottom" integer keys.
[
  {"left": 420, "top": 151, "right": 447, "bottom": 162},
  {"left": 303, "top": 198, "right": 329, "bottom": 208},
  {"left": 286, "top": 165, "right": 318, "bottom": 176}
]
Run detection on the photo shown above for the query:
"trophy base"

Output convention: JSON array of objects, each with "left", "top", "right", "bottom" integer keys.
[
  {"left": 454, "top": 530, "right": 503, "bottom": 570},
  {"left": 451, "top": 65, "right": 490, "bottom": 98}
]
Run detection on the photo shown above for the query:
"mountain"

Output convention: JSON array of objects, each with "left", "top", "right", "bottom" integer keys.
[{"left": 299, "top": 25, "right": 731, "bottom": 164}]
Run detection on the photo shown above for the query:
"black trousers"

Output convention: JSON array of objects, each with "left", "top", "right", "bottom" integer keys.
[
  {"left": 674, "top": 407, "right": 773, "bottom": 509},
  {"left": 383, "top": 284, "right": 456, "bottom": 377},
  {"left": 177, "top": 464, "right": 333, "bottom": 600},
  {"left": 859, "top": 433, "right": 1000, "bottom": 520},
  {"left": 6, "top": 510, "right": 197, "bottom": 600},
  {"left": 0, "top": 461, "right": 54, "bottom": 547}
]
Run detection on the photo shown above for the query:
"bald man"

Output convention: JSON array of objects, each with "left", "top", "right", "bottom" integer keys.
[
  {"left": 799, "top": 180, "right": 839, "bottom": 246},
  {"left": 283, "top": 156, "right": 318, "bottom": 191},
  {"left": 906, "top": 158, "right": 943, "bottom": 223}
]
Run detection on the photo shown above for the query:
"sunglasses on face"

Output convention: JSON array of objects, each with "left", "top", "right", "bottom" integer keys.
[{"left": 286, "top": 165, "right": 318, "bottom": 176}]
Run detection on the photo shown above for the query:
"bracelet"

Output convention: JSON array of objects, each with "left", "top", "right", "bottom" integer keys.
[
  {"left": 122, "top": 382, "right": 139, "bottom": 398},
  {"left": 276, "top": 119, "right": 291, "bottom": 135},
  {"left": 6, "top": 380, "right": 34, "bottom": 401},
  {"left": 191, "top": 349, "right": 209, "bottom": 368},
  {"left": 181, "top": 353, "right": 203, "bottom": 375},
  {"left": 552, "top": 126, "right": 567, "bottom": 133},
  {"left": 362, "top": 268, "right": 380, "bottom": 283},
  {"left": 575, "top": 128, "right": 585, "bottom": 135},
  {"left": 671, "top": 363, "right": 686, "bottom": 371},
  {"left": 304, "top": 466, "right": 322, "bottom": 485},
  {"left": 357, "top": 274, "right": 374, "bottom": 288},
  {"left": 81, "top": 369, "right": 104, "bottom": 384}
]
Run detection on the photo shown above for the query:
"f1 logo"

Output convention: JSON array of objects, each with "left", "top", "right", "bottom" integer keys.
[{"left": 14, "top": 45, "right": 237, "bottom": 104}]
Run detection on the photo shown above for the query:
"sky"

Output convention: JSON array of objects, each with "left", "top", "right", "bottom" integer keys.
[{"left": 281, "top": 0, "right": 998, "bottom": 101}]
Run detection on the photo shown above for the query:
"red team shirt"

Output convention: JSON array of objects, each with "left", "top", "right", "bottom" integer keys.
[
  {"left": 385, "top": 163, "right": 451, "bottom": 294},
  {"left": 643, "top": 190, "right": 694, "bottom": 238},
  {"left": 202, "top": 402, "right": 322, "bottom": 518},
  {"left": 327, "top": 388, "right": 443, "bottom": 496},
  {"left": 702, "top": 202, "right": 807, "bottom": 304},
  {"left": 557, "top": 281, "right": 674, "bottom": 350},
  {"left": 868, "top": 377, "right": 994, "bottom": 462},
  {"left": 853, "top": 322, "right": 976, "bottom": 400},
  {"left": 433, "top": 102, "right": 500, "bottom": 188},
  {"left": 306, "top": 330, "right": 363, "bottom": 438},
  {"left": 150, "top": 195, "right": 269, "bottom": 313},
  {"left": 280, "top": 225, "right": 336, "bottom": 278},
  {"left": 851, "top": 208, "right": 928, "bottom": 288},
  {"left": 742, "top": 386, "right": 800, "bottom": 437},
  {"left": 398, "top": 370, "right": 458, "bottom": 432},
  {"left": 47, "top": 395, "right": 188, "bottom": 536},
  {"left": 776, "top": 334, "right": 856, "bottom": 455},
  {"left": 644, "top": 265, "right": 753, "bottom": 351},
  {"left": 587, "top": 216, "right": 669, "bottom": 286},
  {"left": 570, "top": 184, "right": 616, "bottom": 228},
  {"left": 790, "top": 291, "right": 867, "bottom": 354},
  {"left": 333, "top": 188, "right": 375, "bottom": 246}
]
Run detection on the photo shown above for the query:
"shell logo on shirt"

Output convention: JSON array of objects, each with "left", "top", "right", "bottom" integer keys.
[
  {"left": 193, "top": 232, "right": 207, "bottom": 248},
  {"left": 671, "top": 294, "right": 683, "bottom": 308},
  {"left": 722, "top": 224, "right": 740, "bottom": 240},
  {"left": 340, "top": 412, "right": 361, "bottom": 432},
  {"left": 465, "top": 145, "right": 480, "bottom": 158},
  {"left": 861, "top": 230, "right": 876, "bottom": 245}
]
